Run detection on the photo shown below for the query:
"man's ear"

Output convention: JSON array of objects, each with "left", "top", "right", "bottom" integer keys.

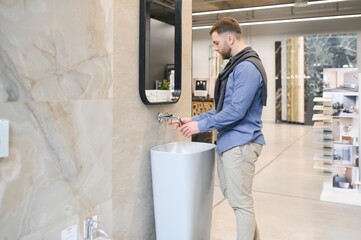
[{"left": 227, "top": 34, "right": 234, "bottom": 45}]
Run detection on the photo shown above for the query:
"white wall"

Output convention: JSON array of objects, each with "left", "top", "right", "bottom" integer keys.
[{"left": 192, "top": 17, "right": 361, "bottom": 122}]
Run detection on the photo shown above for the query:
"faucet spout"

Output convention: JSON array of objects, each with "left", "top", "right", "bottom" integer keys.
[
  {"left": 157, "top": 112, "right": 182, "bottom": 126},
  {"left": 84, "top": 217, "right": 110, "bottom": 240},
  {"left": 92, "top": 228, "right": 110, "bottom": 239}
]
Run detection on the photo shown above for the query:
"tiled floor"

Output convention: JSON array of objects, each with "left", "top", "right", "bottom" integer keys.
[{"left": 210, "top": 122, "right": 361, "bottom": 240}]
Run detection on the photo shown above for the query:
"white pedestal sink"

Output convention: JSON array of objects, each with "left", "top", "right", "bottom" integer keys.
[{"left": 150, "top": 142, "right": 216, "bottom": 240}]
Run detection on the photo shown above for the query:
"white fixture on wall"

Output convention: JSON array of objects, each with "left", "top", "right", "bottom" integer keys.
[
  {"left": 61, "top": 224, "right": 77, "bottom": 240},
  {"left": 0, "top": 119, "right": 9, "bottom": 158}
]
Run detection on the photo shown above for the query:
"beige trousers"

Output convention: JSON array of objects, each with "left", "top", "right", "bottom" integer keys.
[{"left": 217, "top": 142, "right": 263, "bottom": 240}]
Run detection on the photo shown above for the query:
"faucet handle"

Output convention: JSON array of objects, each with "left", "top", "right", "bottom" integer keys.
[
  {"left": 157, "top": 112, "right": 182, "bottom": 126},
  {"left": 158, "top": 112, "right": 172, "bottom": 117},
  {"left": 157, "top": 112, "right": 170, "bottom": 122}
]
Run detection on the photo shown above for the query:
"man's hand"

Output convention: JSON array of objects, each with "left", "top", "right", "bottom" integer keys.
[
  {"left": 178, "top": 121, "right": 200, "bottom": 138},
  {"left": 169, "top": 117, "right": 192, "bottom": 130}
]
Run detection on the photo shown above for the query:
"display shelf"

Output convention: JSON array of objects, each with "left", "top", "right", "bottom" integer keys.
[
  {"left": 313, "top": 122, "right": 332, "bottom": 129},
  {"left": 332, "top": 161, "right": 357, "bottom": 168},
  {"left": 312, "top": 114, "right": 332, "bottom": 121},
  {"left": 314, "top": 141, "right": 333, "bottom": 148},
  {"left": 314, "top": 138, "right": 332, "bottom": 142},
  {"left": 313, "top": 153, "right": 332, "bottom": 162},
  {"left": 313, "top": 105, "right": 332, "bottom": 111},
  {"left": 313, "top": 79, "right": 361, "bottom": 206},
  {"left": 320, "top": 179, "right": 361, "bottom": 206},
  {"left": 324, "top": 141, "right": 333, "bottom": 148},
  {"left": 314, "top": 129, "right": 332, "bottom": 135},
  {"left": 333, "top": 141, "right": 352, "bottom": 144},
  {"left": 314, "top": 162, "right": 333, "bottom": 171},
  {"left": 323, "top": 149, "right": 332, "bottom": 156},
  {"left": 312, "top": 94, "right": 334, "bottom": 176},
  {"left": 192, "top": 99, "right": 215, "bottom": 144},
  {"left": 325, "top": 90, "right": 359, "bottom": 97},
  {"left": 313, "top": 97, "right": 332, "bottom": 103},
  {"left": 323, "top": 133, "right": 333, "bottom": 140},
  {"left": 332, "top": 113, "right": 358, "bottom": 119},
  {"left": 314, "top": 171, "right": 333, "bottom": 177}
]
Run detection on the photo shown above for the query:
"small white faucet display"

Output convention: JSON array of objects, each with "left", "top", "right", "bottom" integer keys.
[{"left": 84, "top": 216, "right": 110, "bottom": 240}]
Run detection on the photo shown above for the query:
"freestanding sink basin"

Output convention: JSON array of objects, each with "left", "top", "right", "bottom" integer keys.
[{"left": 150, "top": 142, "right": 216, "bottom": 240}]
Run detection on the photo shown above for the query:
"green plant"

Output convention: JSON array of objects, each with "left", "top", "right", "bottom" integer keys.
[{"left": 159, "top": 79, "right": 170, "bottom": 90}]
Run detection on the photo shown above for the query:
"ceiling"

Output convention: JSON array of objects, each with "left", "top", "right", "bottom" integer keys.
[{"left": 192, "top": 0, "right": 361, "bottom": 28}]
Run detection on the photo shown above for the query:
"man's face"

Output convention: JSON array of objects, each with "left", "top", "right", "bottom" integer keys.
[{"left": 211, "top": 31, "right": 232, "bottom": 59}]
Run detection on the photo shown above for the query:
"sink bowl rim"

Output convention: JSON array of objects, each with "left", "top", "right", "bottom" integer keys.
[{"left": 151, "top": 141, "right": 216, "bottom": 155}]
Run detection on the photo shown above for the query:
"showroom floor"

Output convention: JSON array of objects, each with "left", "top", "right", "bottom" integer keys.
[{"left": 210, "top": 122, "right": 361, "bottom": 240}]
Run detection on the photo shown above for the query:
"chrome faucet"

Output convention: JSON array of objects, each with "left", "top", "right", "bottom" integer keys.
[
  {"left": 157, "top": 112, "right": 183, "bottom": 126},
  {"left": 84, "top": 217, "right": 110, "bottom": 240}
]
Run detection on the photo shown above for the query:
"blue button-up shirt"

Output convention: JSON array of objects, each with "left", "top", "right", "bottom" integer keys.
[{"left": 192, "top": 61, "right": 265, "bottom": 154}]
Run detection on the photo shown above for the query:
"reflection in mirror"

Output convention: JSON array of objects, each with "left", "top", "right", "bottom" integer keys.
[{"left": 139, "top": 0, "right": 182, "bottom": 104}]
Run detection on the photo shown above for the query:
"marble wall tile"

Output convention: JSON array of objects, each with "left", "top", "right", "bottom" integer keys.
[
  {"left": 19, "top": 200, "right": 112, "bottom": 240},
  {"left": 0, "top": 100, "right": 112, "bottom": 239},
  {"left": 0, "top": 0, "right": 113, "bottom": 102},
  {"left": 113, "top": 0, "right": 139, "bottom": 101},
  {"left": 112, "top": 0, "right": 193, "bottom": 239},
  {"left": 1, "top": 0, "right": 192, "bottom": 239},
  {"left": 112, "top": 99, "right": 190, "bottom": 239},
  {"left": 0, "top": 1, "right": 114, "bottom": 238}
]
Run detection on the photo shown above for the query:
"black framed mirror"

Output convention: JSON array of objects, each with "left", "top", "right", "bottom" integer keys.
[{"left": 139, "top": 0, "right": 182, "bottom": 104}]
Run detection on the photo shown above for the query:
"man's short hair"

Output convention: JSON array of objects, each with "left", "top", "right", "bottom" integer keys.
[{"left": 209, "top": 17, "right": 242, "bottom": 36}]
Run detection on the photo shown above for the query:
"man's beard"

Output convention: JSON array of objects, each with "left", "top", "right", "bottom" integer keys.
[{"left": 220, "top": 45, "right": 232, "bottom": 59}]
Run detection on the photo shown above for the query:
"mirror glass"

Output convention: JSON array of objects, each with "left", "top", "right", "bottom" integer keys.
[{"left": 139, "top": 0, "right": 182, "bottom": 104}]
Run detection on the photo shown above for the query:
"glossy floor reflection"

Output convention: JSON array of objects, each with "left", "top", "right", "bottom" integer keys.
[{"left": 211, "top": 122, "right": 361, "bottom": 240}]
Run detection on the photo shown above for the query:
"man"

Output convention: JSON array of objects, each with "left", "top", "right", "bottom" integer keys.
[{"left": 178, "top": 17, "right": 267, "bottom": 240}]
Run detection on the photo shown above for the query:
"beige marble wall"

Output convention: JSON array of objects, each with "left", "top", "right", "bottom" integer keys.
[
  {"left": 0, "top": 0, "right": 113, "bottom": 239},
  {"left": 113, "top": 1, "right": 192, "bottom": 239},
  {"left": 0, "top": 0, "right": 192, "bottom": 239}
]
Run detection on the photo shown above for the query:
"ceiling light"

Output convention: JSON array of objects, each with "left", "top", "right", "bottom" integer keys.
[
  {"left": 192, "top": 3, "right": 294, "bottom": 16},
  {"left": 294, "top": 0, "right": 309, "bottom": 8},
  {"left": 192, "top": 0, "right": 349, "bottom": 16},
  {"left": 192, "top": 14, "right": 361, "bottom": 30}
]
